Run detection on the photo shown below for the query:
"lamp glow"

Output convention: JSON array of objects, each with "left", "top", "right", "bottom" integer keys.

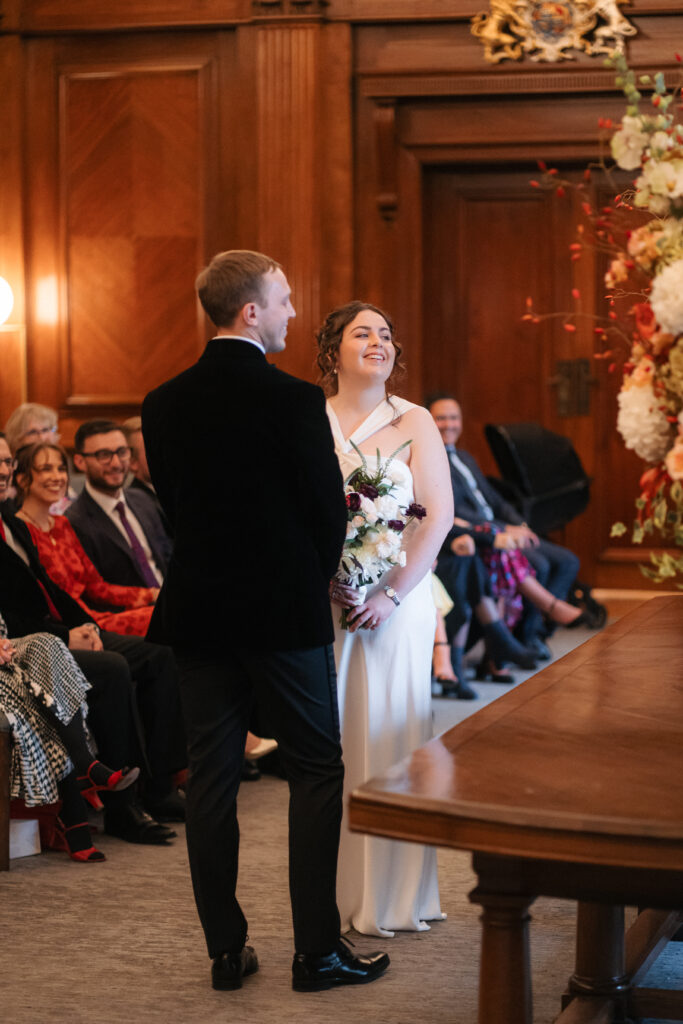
[{"left": 0, "top": 277, "right": 13, "bottom": 326}]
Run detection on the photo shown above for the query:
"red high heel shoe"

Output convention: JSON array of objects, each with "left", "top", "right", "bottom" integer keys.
[
  {"left": 78, "top": 760, "right": 140, "bottom": 810},
  {"left": 56, "top": 819, "right": 106, "bottom": 863}
]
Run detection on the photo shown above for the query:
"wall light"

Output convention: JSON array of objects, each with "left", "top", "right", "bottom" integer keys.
[{"left": 0, "top": 277, "right": 14, "bottom": 326}]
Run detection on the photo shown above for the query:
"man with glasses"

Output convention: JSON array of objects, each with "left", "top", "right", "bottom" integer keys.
[{"left": 66, "top": 419, "right": 171, "bottom": 589}]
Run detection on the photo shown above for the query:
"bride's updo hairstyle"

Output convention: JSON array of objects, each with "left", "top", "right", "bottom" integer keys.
[{"left": 316, "top": 300, "right": 405, "bottom": 397}]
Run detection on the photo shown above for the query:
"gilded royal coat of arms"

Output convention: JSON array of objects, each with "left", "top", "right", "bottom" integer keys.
[{"left": 471, "top": 0, "right": 637, "bottom": 63}]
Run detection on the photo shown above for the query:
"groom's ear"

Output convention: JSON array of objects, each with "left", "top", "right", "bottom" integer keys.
[{"left": 242, "top": 301, "right": 259, "bottom": 326}]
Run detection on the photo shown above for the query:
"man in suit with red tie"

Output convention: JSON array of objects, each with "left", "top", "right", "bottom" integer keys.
[
  {"left": 142, "top": 250, "right": 390, "bottom": 993},
  {"left": 66, "top": 420, "right": 172, "bottom": 588}
]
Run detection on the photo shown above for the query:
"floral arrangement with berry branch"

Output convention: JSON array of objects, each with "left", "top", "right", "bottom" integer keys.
[{"left": 524, "top": 52, "right": 683, "bottom": 585}]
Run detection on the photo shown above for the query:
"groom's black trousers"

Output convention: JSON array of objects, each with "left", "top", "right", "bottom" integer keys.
[{"left": 174, "top": 644, "right": 344, "bottom": 958}]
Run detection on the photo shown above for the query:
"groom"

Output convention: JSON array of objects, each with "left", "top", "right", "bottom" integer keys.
[{"left": 142, "top": 250, "right": 389, "bottom": 991}]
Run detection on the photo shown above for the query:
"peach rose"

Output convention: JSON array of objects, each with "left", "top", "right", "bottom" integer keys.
[
  {"left": 665, "top": 440, "right": 683, "bottom": 480},
  {"left": 630, "top": 356, "right": 656, "bottom": 386}
]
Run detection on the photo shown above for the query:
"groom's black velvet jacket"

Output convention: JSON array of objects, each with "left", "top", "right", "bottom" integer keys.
[{"left": 142, "top": 338, "right": 347, "bottom": 653}]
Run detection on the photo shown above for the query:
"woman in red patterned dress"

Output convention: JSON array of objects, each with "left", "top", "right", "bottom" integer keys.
[{"left": 14, "top": 442, "right": 157, "bottom": 636}]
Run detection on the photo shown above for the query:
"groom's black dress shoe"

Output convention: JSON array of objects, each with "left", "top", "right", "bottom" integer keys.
[
  {"left": 292, "top": 941, "right": 390, "bottom": 991},
  {"left": 212, "top": 946, "right": 259, "bottom": 990}
]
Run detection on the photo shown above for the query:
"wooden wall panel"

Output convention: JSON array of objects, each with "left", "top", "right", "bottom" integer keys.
[
  {"left": 0, "top": 35, "right": 27, "bottom": 425},
  {"left": 23, "top": 32, "right": 223, "bottom": 420},
  {"left": 252, "top": 22, "right": 354, "bottom": 383},
  {"left": 63, "top": 70, "right": 202, "bottom": 402}
]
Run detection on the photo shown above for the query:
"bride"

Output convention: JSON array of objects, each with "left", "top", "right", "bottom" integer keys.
[{"left": 316, "top": 301, "right": 454, "bottom": 937}]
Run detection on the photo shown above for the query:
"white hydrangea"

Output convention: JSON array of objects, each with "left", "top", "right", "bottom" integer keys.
[
  {"left": 611, "top": 116, "right": 649, "bottom": 170},
  {"left": 650, "top": 259, "right": 683, "bottom": 336},
  {"left": 617, "top": 383, "right": 673, "bottom": 462}
]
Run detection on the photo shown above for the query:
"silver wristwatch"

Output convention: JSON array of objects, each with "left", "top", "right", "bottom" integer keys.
[{"left": 383, "top": 585, "right": 400, "bottom": 607}]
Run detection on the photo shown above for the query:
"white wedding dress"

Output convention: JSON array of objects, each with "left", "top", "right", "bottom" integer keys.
[{"left": 327, "top": 396, "right": 444, "bottom": 937}]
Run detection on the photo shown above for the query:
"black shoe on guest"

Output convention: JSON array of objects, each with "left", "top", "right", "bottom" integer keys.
[
  {"left": 144, "top": 786, "right": 186, "bottom": 822},
  {"left": 292, "top": 940, "right": 390, "bottom": 991},
  {"left": 436, "top": 677, "right": 477, "bottom": 700},
  {"left": 528, "top": 637, "right": 552, "bottom": 661},
  {"left": 212, "top": 946, "right": 259, "bottom": 990},
  {"left": 241, "top": 759, "right": 261, "bottom": 782},
  {"left": 104, "top": 799, "right": 176, "bottom": 844}
]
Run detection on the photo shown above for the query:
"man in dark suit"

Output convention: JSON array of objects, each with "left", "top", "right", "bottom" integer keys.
[
  {"left": 428, "top": 395, "right": 580, "bottom": 655},
  {"left": 142, "top": 250, "right": 389, "bottom": 993},
  {"left": 0, "top": 431, "right": 180, "bottom": 843},
  {"left": 66, "top": 419, "right": 172, "bottom": 587}
]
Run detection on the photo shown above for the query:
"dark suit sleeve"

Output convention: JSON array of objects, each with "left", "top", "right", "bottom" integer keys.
[
  {"left": 0, "top": 514, "right": 90, "bottom": 640},
  {"left": 286, "top": 382, "right": 347, "bottom": 581},
  {"left": 461, "top": 452, "right": 524, "bottom": 526},
  {"left": 141, "top": 392, "right": 176, "bottom": 535}
]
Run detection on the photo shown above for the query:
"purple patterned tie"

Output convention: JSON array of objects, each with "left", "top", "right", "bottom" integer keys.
[{"left": 114, "top": 501, "right": 160, "bottom": 587}]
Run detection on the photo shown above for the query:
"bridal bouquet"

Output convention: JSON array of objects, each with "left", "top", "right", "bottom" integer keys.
[
  {"left": 335, "top": 440, "right": 427, "bottom": 628},
  {"left": 525, "top": 53, "right": 683, "bottom": 584}
]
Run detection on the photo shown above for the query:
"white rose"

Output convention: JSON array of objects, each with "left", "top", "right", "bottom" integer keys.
[
  {"left": 611, "top": 116, "right": 648, "bottom": 171},
  {"left": 617, "top": 382, "right": 673, "bottom": 463},
  {"left": 371, "top": 529, "right": 402, "bottom": 560},
  {"left": 650, "top": 259, "right": 683, "bottom": 336},
  {"left": 359, "top": 495, "right": 379, "bottom": 524},
  {"left": 345, "top": 522, "right": 357, "bottom": 540},
  {"left": 640, "top": 158, "right": 677, "bottom": 197},
  {"left": 374, "top": 494, "right": 400, "bottom": 520}
]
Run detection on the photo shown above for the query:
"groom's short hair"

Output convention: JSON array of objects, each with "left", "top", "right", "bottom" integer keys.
[{"left": 196, "top": 250, "right": 282, "bottom": 328}]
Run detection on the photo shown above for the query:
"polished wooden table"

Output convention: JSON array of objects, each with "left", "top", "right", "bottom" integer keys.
[{"left": 349, "top": 595, "right": 683, "bottom": 1023}]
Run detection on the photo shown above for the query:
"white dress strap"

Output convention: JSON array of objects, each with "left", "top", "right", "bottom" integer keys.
[{"left": 326, "top": 396, "right": 417, "bottom": 453}]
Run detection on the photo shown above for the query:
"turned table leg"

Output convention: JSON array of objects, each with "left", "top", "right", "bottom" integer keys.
[
  {"left": 469, "top": 885, "right": 535, "bottom": 1024},
  {"left": 565, "top": 902, "right": 630, "bottom": 1020}
]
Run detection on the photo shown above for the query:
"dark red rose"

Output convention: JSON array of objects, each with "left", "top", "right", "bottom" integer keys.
[
  {"left": 346, "top": 492, "right": 361, "bottom": 511},
  {"left": 358, "top": 483, "right": 379, "bottom": 499},
  {"left": 387, "top": 520, "right": 405, "bottom": 532},
  {"left": 406, "top": 502, "right": 427, "bottom": 520}
]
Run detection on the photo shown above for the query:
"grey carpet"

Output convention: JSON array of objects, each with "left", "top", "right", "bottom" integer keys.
[{"left": 1, "top": 624, "right": 680, "bottom": 1023}]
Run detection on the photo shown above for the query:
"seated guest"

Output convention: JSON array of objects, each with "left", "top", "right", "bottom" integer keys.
[
  {"left": 67, "top": 419, "right": 171, "bottom": 587},
  {"left": 435, "top": 532, "right": 537, "bottom": 686},
  {"left": 121, "top": 416, "right": 172, "bottom": 536},
  {"left": 427, "top": 394, "right": 581, "bottom": 659},
  {"left": 431, "top": 573, "right": 477, "bottom": 700},
  {"left": 1, "top": 616, "right": 139, "bottom": 861},
  {"left": 0, "top": 432, "right": 185, "bottom": 835},
  {"left": 4, "top": 402, "right": 59, "bottom": 453},
  {"left": 14, "top": 442, "right": 157, "bottom": 637},
  {"left": 4, "top": 402, "right": 81, "bottom": 512}
]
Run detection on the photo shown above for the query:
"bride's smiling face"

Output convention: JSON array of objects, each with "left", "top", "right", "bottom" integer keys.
[{"left": 337, "top": 310, "right": 395, "bottom": 384}]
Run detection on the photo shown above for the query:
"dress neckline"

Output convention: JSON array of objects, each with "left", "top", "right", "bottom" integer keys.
[{"left": 326, "top": 396, "right": 414, "bottom": 453}]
